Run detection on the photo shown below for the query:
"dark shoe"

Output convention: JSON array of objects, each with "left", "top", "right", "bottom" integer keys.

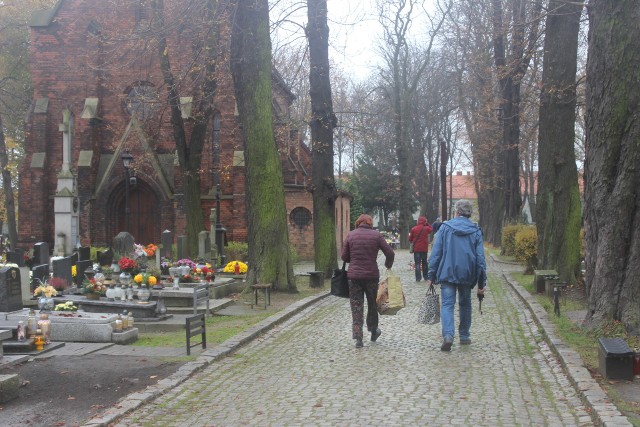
[
  {"left": 371, "top": 328, "right": 382, "bottom": 342},
  {"left": 441, "top": 336, "right": 453, "bottom": 352},
  {"left": 355, "top": 339, "right": 364, "bottom": 348},
  {"left": 460, "top": 339, "right": 471, "bottom": 345}
]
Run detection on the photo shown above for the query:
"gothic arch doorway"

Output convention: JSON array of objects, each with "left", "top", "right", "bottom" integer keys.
[{"left": 109, "top": 179, "right": 160, "bottom": 244}]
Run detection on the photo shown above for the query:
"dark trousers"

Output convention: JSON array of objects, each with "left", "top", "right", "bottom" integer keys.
[
  {"left": 413, "top": 251, "right": 428, "bottom": 281},
  {"left": 349, "top": 279, "right": 379, "bottom": 340}
]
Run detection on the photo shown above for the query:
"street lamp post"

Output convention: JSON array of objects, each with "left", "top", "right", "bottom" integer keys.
[
  {"left": 121, "top": 151, "right": 134, "bottom": 233},
  {"left": 215, "top": 184, "right": 227, "bottom": 268}
]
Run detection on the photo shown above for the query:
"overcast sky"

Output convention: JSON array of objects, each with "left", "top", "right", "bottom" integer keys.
[{"left": 271, "top": 0, "right": 434, "bottom": 82}]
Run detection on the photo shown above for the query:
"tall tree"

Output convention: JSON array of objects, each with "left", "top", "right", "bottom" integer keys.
[
  {"left": 150, "top": 0, "right": 217, "bottom": 258},
  {"left": 487, "top": 0, "right": 542, "bottom": 243},
  {"left": 306, "top": 0, "right": 338, "bottom": 277},
  {"left": 0, "top": 0, "right": 56, "bottom": 249},
  {"left": 376, "top": 0, "right": 447, "bottom": 248},
  {"left": 584, "top": 0, "right": 640, "bottom": 334},
  {"left": 231, "top": 0, "right": 296, "bottom": 290},
  {"left": 536, "top": 0, "right": 583, "bottom": 284}
]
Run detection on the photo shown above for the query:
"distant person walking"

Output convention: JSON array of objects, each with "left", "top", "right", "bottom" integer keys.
[
  {"left": 427, "top": 200, "right": 486, "bottom": 351},
  {"left": 408, "top": 216, "right": 433, "bottom": 282},
  {"left": 341, "top": 214, "right": 395, "bottom": 348}
]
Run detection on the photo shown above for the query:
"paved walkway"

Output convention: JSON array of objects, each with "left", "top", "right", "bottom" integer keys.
[{"left": 107, "top": 251, "right": 596, "bottom": 426}]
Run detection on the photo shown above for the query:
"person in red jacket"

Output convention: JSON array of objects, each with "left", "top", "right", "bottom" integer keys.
[
  {"left": 409, "top": 216, "right": 433, "bottom": 282},
  {"left": 341, "top": 214, "right": 395, "bottom": 348}
]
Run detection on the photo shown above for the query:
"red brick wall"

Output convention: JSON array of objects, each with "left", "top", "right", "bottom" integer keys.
[{"left": 19, "top": 0, "right": 315, "bottom": 257}]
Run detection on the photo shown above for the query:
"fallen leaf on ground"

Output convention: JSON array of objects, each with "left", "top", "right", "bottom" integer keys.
[
  {"left": 67, "top": 396, "right": 75, "bottom": 400},
  {"left": 149, "top": 375, "right": 157, "bottom": 379}
]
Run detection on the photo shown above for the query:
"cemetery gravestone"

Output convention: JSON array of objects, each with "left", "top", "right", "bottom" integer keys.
[
  {"left": 177, "top": 236, "right": 188, "bottom": 261},
  {"left": 6, "top": 249, "right": 25, "bottom": 267},
  {"left": 114, "top": 232, "right": 135, "bottom": 257},
  {"left": 161, "top": 230, "right": 173, "bottom": 259},
  {"left": 97, "top": 248, "right": 114, "bottom": 266},
  {"left": 33, "top": 242, "right": 50, "bottom": 267},
  {"left": 52, "top": 256, "right": 73, "bottom": 289},
  {"left": 0, "top": 267, "right": 23, "bottom": 312},
  {"left": 198, "top": 231, "right": 210, "bottom": 260},
  {"left": 32, "top": 264, "right": 49, "bottom": 286},
  {"left": 78, "top": 246, "right": 91, "bottom": 261},
  {"left": 75, "top": 260, "right": 93, "bottom": 286}
]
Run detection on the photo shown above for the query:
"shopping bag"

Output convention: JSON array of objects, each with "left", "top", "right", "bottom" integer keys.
[
  {"left": 409, "top": 242, "right": 414, "bottom": 253},
  {"left": 330, "top": 262, "right": 350, "bottom": 298},
  {"left": 417, "top": 283, "right": 440, "bottom": 324},
  {"left": 376, "top": 270, "right": 405, "bottom": 315}
]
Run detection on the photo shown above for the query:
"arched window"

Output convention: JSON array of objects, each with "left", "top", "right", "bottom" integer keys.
[
  {"left": 290, "top": 207, "right": 312, "bottom": 229},
  {"left": 125, "top": 82, "right": 158, "bottom": 121}
]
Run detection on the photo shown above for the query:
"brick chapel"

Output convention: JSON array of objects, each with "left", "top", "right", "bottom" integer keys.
[{"left": 18, "top": 0, "right": 335, "bottom": 260}]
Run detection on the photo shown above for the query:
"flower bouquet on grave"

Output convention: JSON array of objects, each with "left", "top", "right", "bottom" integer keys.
[
  {"left": 223, "top": 261, "right": 247, "bottom": 274},
  {"left": 81, "top": 277, "right": 107, "bottom": 298},
  {"left": 33, "top": 281, "right": 58, "bottom": 298},
  {"left": 194, "top": 265, "right": 215, "bottom": 283},
  {"left": 54, "top": 301, "right": 77, "bottom": 312},
  {"left": 133, "top": 272, "right": 158, "bottom": 288},
  {"left": 117, "top": 256, "right": 136, "bottom": 273}
]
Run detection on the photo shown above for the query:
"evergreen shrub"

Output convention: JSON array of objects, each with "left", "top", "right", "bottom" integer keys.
[
  {"left": 501, "top": 224, "right": 522, "bottom": 256},
  {"left": 514, "top": 226, "right": 538, "bottom": 273}
]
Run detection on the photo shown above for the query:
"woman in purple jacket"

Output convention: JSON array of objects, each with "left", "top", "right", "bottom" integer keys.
[{"left": 341, "top": 214, "right": 395, "bottom": 348}]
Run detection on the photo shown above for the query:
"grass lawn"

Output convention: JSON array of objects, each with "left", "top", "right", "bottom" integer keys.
[
  {"left": 508, "top": 270, "right": 640, "bottom": 425},
  {"left": 132, "top": 278, "right": 326, "bottom": 349}
]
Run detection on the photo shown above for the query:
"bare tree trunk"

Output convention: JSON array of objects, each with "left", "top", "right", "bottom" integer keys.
[
  {"left": 536, "top": 0, "right": 583, "bottom": 284},
  {"left": 0, "top": 113, "right": 17, "bottom": 249},
  {"left": 231, "top": 0, "right": 295, "bottom": 291},
  {"left": 151, "top": 0, "right": 216, "bottom": 257},
  {"left": 584, "top": 0, "right": 640, "bottom": 334},
  {"left": 307, "top": 0, "right": 338, "bottom": 278}
]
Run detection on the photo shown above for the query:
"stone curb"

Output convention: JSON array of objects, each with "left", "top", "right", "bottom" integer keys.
[
  {"left": 495, "top": 256, "right": 632, "bottom": 427},
  {"left": 81, "top": 291, "right": 331, "bottom": 427}
]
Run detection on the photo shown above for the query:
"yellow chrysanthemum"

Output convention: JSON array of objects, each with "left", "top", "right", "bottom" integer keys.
[
  {"left": 223, "top": 261, "right": 248, "bottom": 274},
  {"left": 134, "top": 274, "right": 143, "bottom": 283},
  {"left": 71, "top": 265, "right": 77, "bottom": 277},
  {"left": 148, "top": 276, "right": 157, "bottom": 285}
]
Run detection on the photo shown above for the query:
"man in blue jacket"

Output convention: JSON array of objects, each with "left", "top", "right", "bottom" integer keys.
[{"left": 427, "top": 199, "right": 486, "bottom": 351}]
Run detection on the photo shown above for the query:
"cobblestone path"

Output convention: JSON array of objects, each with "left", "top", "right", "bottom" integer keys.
[{"left": 115, "top": 251, "right": 592, "bottom": 426}]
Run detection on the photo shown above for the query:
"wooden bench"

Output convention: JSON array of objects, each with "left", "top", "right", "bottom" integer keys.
[
  {"left": 193, "top": 283, "right": 211, "bottom": 316},
  {"left": 250, "top": 283, "right": 272, "bottom": 309},
  {"left": 185, "top": 314, "right": 206, "bottom": 356}
]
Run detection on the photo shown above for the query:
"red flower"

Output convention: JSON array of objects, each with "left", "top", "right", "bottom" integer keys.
[{"left": 118, "top": 257, "right": 136, "bottom": 271}]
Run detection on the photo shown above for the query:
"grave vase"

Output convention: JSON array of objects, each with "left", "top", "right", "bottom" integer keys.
[
  {"left": 137, "top": 286, "right": 151, "bottom": 303},
  {"left": 38, "top": 297, "right": 55, "bottom": 312},
  {"left": 119, "top": 272, "right": 132, "bottom": 287}
]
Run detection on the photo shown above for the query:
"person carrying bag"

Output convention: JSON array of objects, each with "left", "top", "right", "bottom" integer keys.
[
  {"left": 341, "top": 214, "right": 395, "bottom": 349},
  {"left": 331, "top": 262, "right": 349, "bottom": 298},
  {"left": 417, "top": 283, "right": 440, "bottom": 324},
  {"left": 376, "top": 268, "right": 406, "bottom": 315}
]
